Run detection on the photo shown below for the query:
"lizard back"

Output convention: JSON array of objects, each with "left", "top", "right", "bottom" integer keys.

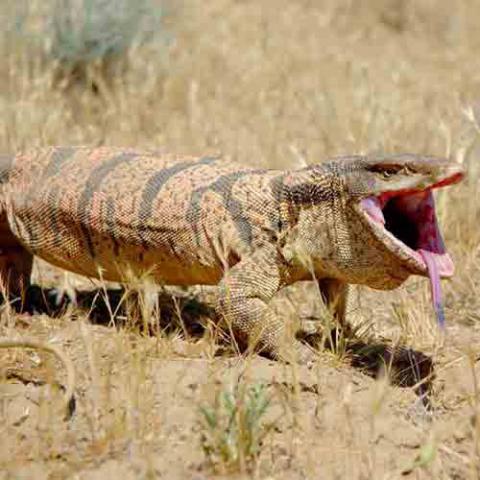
[{"left": 5, "top": 146, "right": 278, "bottom": 285}]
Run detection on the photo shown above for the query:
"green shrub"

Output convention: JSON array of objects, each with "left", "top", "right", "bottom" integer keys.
[
  {"left": 48, "top": 0, "right": 162, "bottom": 67},
  {"left": 7, "top": 0, "right": 164, "bottom": 89}
]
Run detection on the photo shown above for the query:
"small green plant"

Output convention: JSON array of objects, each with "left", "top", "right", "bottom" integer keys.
[
  {"left": 199, "top": 380, "right": 274, "bottom": 473},
  {"left": 49, "top": 0, "right": 162, "bottom": 65}
]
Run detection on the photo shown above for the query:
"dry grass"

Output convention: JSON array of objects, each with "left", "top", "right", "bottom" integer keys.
[{"left": 1, "top": 0, "right": 480, "bottom": 478}]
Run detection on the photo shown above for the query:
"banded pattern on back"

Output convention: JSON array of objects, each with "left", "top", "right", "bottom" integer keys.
[{"left": 5, "top": 147, "right": 281, "bottom": 285}]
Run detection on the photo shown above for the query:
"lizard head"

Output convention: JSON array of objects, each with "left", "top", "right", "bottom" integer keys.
[
  {"left": 283, "top": 153, "right": 464, "bottom": 327},
  {"left": 341, "top": 153, "right": 464, "bottom": 277},
  {"left": 338, "top": 153, "right": 464, "bottom": 326}
]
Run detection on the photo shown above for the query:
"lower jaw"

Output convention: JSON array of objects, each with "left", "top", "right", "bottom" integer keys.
[
  {"left": 350, "top": 262, "right": 412, "bottom": 290},
  {"left": 412, "top": 250, "right": 454, "bottom": 277},
  {"left": 368, "top": 226, "right": 454, "bottom": 278},
  {"left": 388, "top": 258, "right": 453, "bottom": 283},
  {"left": 364, "top": 274, "right": 410, "bottom": 290}
]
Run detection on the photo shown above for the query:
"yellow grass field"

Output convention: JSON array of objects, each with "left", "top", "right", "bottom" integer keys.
[{"left": 1, "top": 0, "right": 480, "bottom": 478}]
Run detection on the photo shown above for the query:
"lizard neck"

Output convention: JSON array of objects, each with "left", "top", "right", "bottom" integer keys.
[
  {"left": 275, "top": 164, "right": 350, "bottom": 283},
  {"left": 274, "top": 164, "right": 338, "bottom": 232}
]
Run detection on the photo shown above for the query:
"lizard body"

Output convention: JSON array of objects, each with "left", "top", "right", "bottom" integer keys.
[{"left": 0, "top": 147, "right": 465, "bottom": 361}]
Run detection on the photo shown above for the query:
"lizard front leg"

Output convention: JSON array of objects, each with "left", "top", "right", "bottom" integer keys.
[{"left": 216, "top": 246, "right": 313, "bottom": 363}]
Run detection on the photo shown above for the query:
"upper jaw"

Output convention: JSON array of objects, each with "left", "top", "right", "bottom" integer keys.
[{"left": 363, "top": 153, "right": 465, "bottom": 185}]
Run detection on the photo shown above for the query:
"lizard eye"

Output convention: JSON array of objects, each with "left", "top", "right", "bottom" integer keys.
[{"left": 366, "top": 163, "right": 403, "bottom": 178}]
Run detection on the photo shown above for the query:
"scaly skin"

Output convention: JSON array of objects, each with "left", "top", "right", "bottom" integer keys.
[{"left": 0, "top": 147, "right": 465, "bottom": 361}]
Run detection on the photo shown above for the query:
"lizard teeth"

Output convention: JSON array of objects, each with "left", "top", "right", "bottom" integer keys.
[{"left": 360, "top": 197, "right": 385, "bottom": 224}]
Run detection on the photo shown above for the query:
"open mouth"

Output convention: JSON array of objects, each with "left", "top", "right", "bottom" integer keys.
[
  {"left": 360, "top": 189, "right": 453, "bottom": 277},
  {"left": 358, "top": 171, "right": 463, "bottom": 328}
]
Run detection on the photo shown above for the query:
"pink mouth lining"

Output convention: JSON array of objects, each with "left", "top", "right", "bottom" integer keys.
[{"left": 360, "top": 190, "right": 452, "bottom": 328}]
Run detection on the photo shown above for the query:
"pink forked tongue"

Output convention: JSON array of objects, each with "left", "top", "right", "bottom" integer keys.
[{"left": 419, "top": 249, "right": 445, "bottom": 329}]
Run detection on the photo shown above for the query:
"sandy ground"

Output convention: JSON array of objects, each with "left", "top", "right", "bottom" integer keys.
[{"left": 1, "top": 260, "right": 480, "bottom": 480}]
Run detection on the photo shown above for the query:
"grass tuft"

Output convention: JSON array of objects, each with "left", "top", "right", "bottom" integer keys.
[{"left": 199, "top": 378, "right": 274, "bottom": 473}]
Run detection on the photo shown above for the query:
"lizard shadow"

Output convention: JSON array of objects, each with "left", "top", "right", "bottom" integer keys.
[
  {"left": 15, "top": 285, "right": 211, "bottom": 338},
  {"left": 299, "top": 328, "right": 434, "bottom": 408},
  {"left": 13, "top": 285, "right": 434, "bottom": 405}
]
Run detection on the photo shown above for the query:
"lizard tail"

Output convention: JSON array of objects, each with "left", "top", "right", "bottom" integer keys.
[{"left": 0, "top": 338, "right": 76, "bottom": 419}]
